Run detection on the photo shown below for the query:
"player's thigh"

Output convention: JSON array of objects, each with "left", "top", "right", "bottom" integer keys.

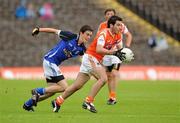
[
  {"left": 72, "top": 72, "right": 90, "bottom": 88},
  {"left": 80, "top": 54, "right": 104, "bottom": 78},
  {"left": 57, "top": 79, "right": 68, "bottom": 89},
  {"left": 111, "top": 69, "right": 119, "bottom": 77},
  {"left": 107, "top": 69, "right": 119, "bottom": 78},
  {"left": 93, "top": 66, "right": 107, "bottom": 82},
  {"left": 47, "top": 82, "right": 58, "bottom": 86}
]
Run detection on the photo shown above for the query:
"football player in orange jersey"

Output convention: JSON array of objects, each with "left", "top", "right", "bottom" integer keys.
[
  {"left": 99, "top": 9, "right": 132, "bottom": 105},
  {"left": 51, "top": 16, "right": 126, "bottom": 113},
  {"left": 98, "top": 8, "right": 116, "bottom": 32}
]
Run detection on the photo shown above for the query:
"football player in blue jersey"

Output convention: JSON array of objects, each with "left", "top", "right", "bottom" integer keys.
[{"left": 23, "top": 25, "right": 93, "bottom": 111}]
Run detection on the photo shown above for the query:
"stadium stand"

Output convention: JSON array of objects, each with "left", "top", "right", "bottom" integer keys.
[
  {"left": 0, "top": 0, "right": 179, "bottom": 66},
  {"left": 118, "top": 0, "right": 180, "bottom": 41}
]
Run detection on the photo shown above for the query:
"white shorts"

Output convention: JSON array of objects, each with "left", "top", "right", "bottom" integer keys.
[
  {"left": 80, "top": 54, "right": 102, "bottom": 75},
  {"left": 102, "top": 55, "right": 122, "bottom": 66},
  {"left": 43, "top": 59, "right": 62, "bottom": 79}
]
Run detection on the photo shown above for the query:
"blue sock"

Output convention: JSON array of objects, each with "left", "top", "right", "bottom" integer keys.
[
  {"left": 35, "top": 88, "right": 45, "bottom": 95},
  {"left": 25, "top": 98, "right": 33, "bottom": 107}
]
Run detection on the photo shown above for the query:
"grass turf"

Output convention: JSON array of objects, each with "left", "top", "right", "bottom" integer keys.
[{"left": 0, "top": 79, "right": 179, "bottom": 123}]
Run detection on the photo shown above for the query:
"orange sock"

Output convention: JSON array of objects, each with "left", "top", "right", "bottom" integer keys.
[
  {"left": 85, "top": 96, "right": 94, "bottom": 103},
  {"left": 109, "top": 91, "right": 116, "bottom": 100},
  {"left": 56, "top": 96, "right": 64, "bottom": 105}
]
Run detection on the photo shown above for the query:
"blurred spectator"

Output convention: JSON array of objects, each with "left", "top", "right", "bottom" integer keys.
[
  {"left": 148, "top": 32, "right": 157, "bottom": 49},
  {"left": 38, "top": 2, "right": 54, "bottom": 21},
  {"left": 26, "top": 3, "right": 36, "bottom": 19},
  {"left": 15, "top": 0, "right": 27, "bottom": 20},
  {"left": 154, "top": 35, "right": 168, "bottom": 52}
]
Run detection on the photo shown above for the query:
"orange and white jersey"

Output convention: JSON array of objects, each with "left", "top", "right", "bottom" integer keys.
[
  {"left": 98, "top": 21, "right": 107, "bottom": 32},
  {"left": 86, "top": 28, "right": 122, "bottom": 61},
  {"left": 97, "top": 21, "right": 129, "bottom": 34}
]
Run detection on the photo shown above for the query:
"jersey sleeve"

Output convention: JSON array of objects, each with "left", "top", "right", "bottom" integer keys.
[
  {"left": 59, "top": 31, "right": 77, "bottom": 41},
  {"left": 123, "top": 25, "right": 129, "bottom": 34},
  {"left": 97, "top": 34, "right": 105, "bottom": 46}
]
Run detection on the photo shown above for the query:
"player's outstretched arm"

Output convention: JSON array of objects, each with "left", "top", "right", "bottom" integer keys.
[
  {"left": 32, "top": 27, "right": 60, "bottom": 36},
  {"left": 124, "top": 31, "right": 132, "bottom": 47}
]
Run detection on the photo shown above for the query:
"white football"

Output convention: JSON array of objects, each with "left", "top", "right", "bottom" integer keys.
[{"left": 121, "top": 48, "right": 134, "bottom": 62}]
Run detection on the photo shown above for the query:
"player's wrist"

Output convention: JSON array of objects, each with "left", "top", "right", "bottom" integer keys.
[
  {"left": 56, "top": 30, "right": 61, "bottom": 35},
  {"left": 109, "top": 49, "right": 116, "bottom": 55},
  {"left": 125, "top": 45, "right": 130, "bottom": 48}
]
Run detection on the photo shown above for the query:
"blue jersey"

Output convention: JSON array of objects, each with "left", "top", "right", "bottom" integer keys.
[{"left": 44, "top": 31, "right": 86, "bottom": 65}]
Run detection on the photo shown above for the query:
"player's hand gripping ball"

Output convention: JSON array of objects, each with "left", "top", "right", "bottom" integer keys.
[
  {"left": 114, "top": 48, "right": 134, "bottom": 63},
  {"left": 114, "top": 49, "right": 126, "bottom": 61},
  {"left": 32, "top": 27, "right": 39, "bottom": 36}
]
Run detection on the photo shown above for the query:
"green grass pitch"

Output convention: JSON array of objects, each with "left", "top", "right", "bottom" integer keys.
[{"left": 0, "top": 79, "right": 179, "bottom": 123}]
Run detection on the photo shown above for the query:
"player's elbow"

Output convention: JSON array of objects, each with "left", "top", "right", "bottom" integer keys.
[
  {"left": 126, "top": 32, "right": 132, "bottom": 39},
  {"left": 99, "top": 75, "right": 108, "bottom": 85},
  {"left": 96, "top": 48, "right": 101, "bottom": 54}
]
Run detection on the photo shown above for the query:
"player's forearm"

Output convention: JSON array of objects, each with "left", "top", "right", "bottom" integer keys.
[
  {"left": 125, "top": 32, "right": 132, "bottom": 47},
  {"left": 39, "top": 28, "right": 60, "bottom": 34},
  {"left": 96, "top": 46, "right": 115, "bottom": 55},
  {"left": 116, "top": 41, "right": 123, "bottom": 50}
]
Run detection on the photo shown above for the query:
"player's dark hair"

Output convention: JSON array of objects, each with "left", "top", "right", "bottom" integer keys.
[
  {"left": 107, "top": 16, "right": 123, "bottom": 28},
  {"left": 104, "top": 8, "right": 116, "bottom": 15},
  {"left": 79, "top": 25, "right": 93, "bottom": 33}
]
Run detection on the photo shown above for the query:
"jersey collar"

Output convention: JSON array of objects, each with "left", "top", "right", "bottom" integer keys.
[
  {"left": 107, "top": 28, "right": 115, "bottom": 38},
  {"left": 76, "top": 34, "right": 85, "bottom": 46}
]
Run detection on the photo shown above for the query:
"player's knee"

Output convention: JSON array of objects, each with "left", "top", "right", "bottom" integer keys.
[
  {"left": 109, "top": 70, "right": 119, "bottom": 78},
  {"left": 62, "top": 86, "right": 68, "bottom": 92},
  {"left": 99, "top": 76, "right": 108, "bottom": 85},
  {"left": 57, "top": 81, "right": 68, "bottom": 92},
  {"left": 56, "top": 84, "right": 68, "bottom": 92},
  {"left": 63, "top": 84, "right": 68, "bottom": 90},
  {"left": 109, "top": 72, "right": 116, "bottom": 78}
]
